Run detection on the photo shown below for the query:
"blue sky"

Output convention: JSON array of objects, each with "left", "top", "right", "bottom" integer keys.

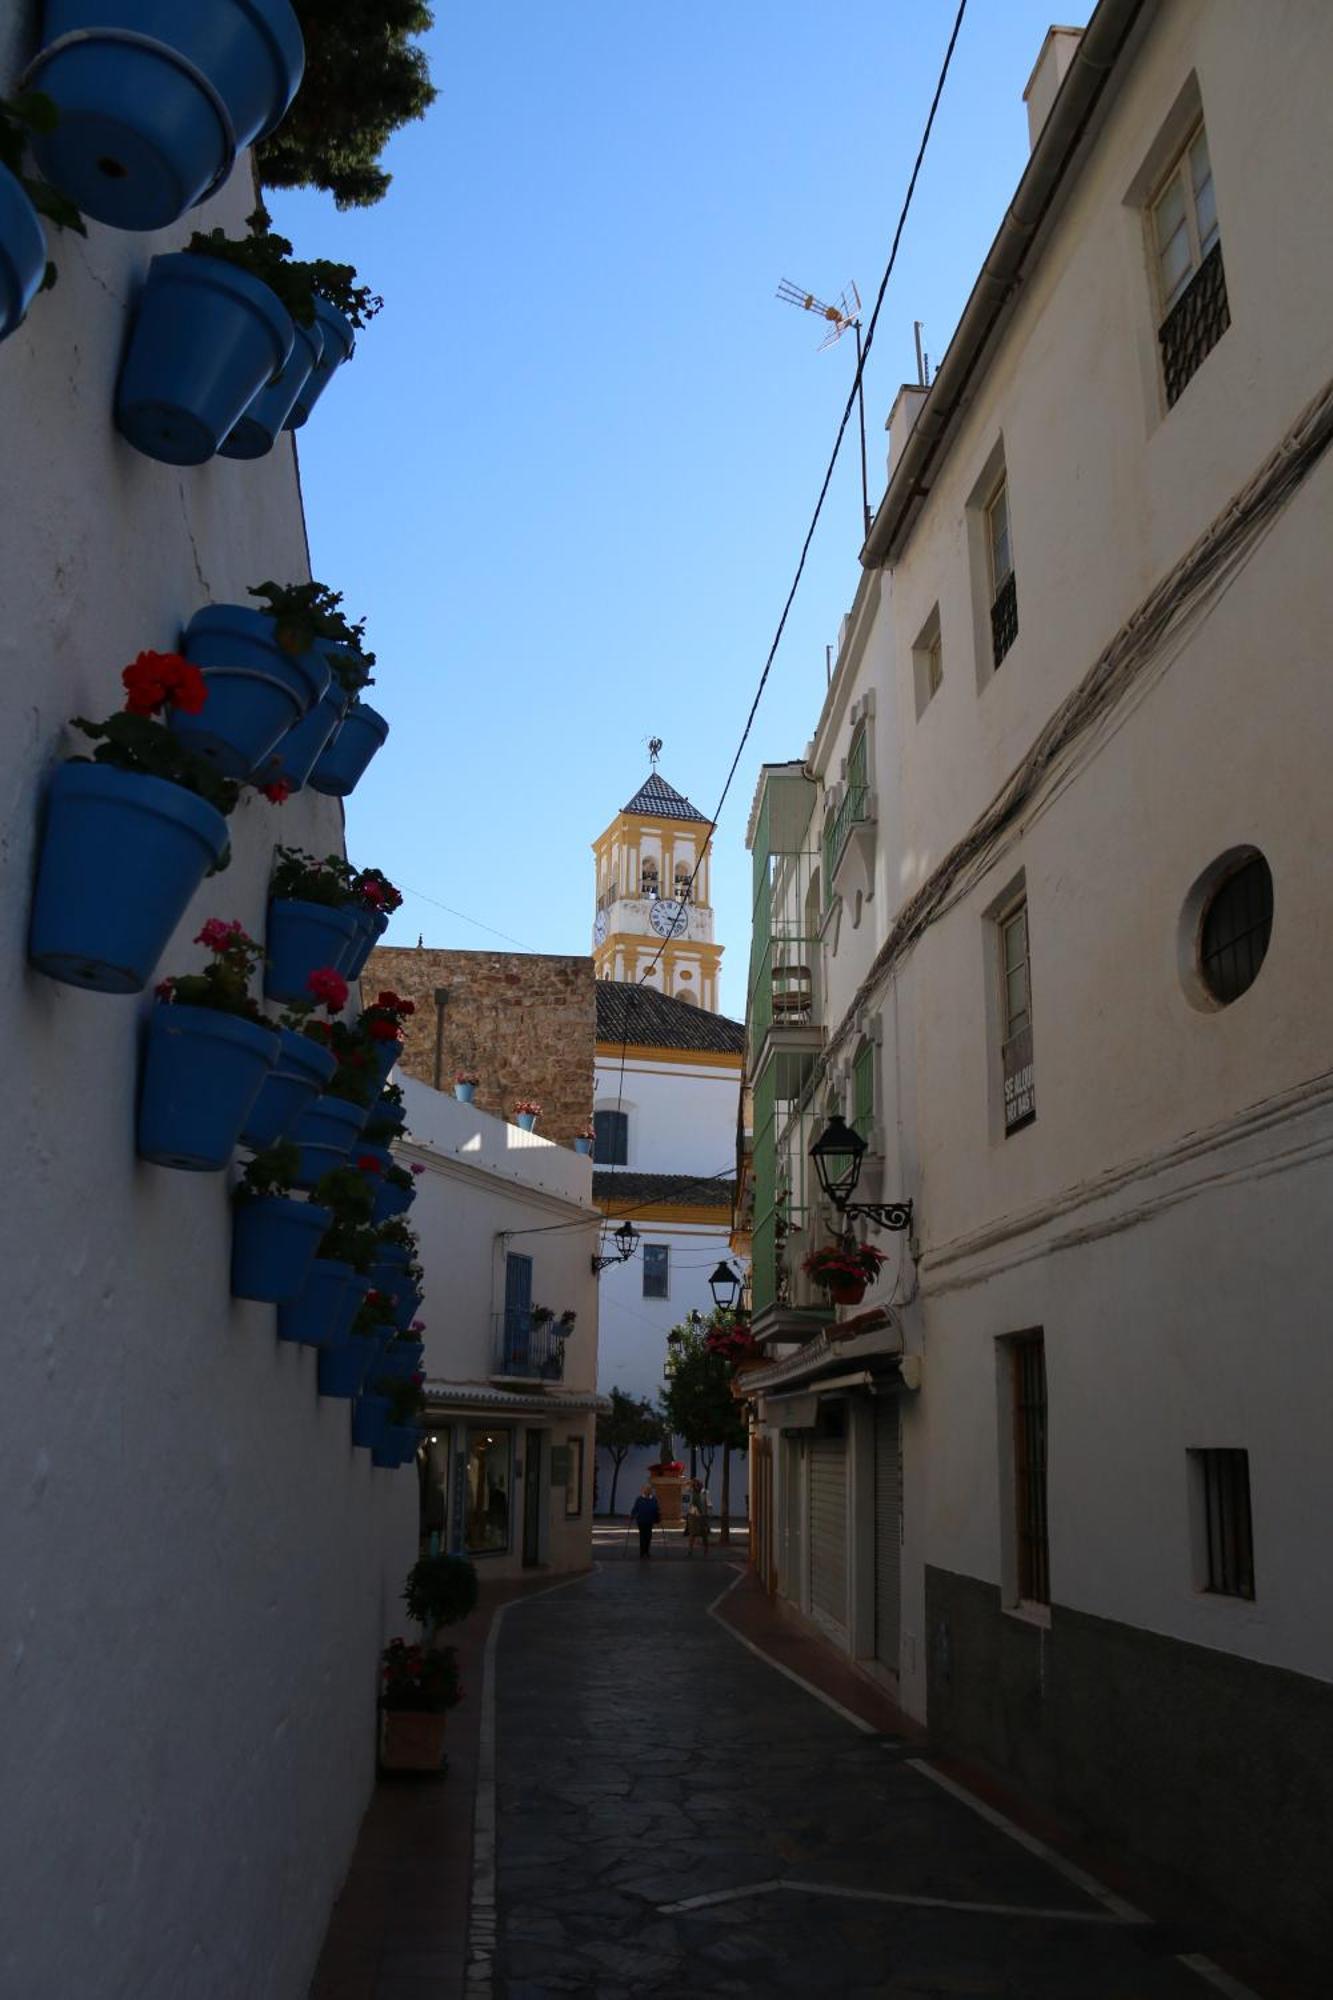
[{"left": 270, "top": 1, "right": 1088, "bottom": 1018}]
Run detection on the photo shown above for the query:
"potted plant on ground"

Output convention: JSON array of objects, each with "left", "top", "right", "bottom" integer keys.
[
  {"left": 402, "top": 1551, "right": 479, "bottom": 1648},
  {"left": 454, "top": 1070, "right": 479, "bottom": 1104},
  {"left": 802, "top": 1238, "right": 888, "bottom": 1307},
  {"left": 239, "top": 967, "right": 347, "bottom": 1151},
  {"left": 512, "top": 1098, "right": 541, "bottom": 1132},
  {"left": 26, "top": 1, "right": 305, "bottom": 232},
  {"left": 138, "top": 919, "right": 278, "bottom": 1170},
  {"left": 29, "top": 653, "right": 239, "bottom": 992},
  {"left": 231, "top": 1141, "right": 331, "bottom": 1303},
  {"left": 276, "top": 1164, "right": 375, "bottom": 1348},
  {"left": 378, "top": 1638, "right": 461, "bottom": 1774},
  {"left": 0, "top": 93, "right": 87, "bottom": 345}
]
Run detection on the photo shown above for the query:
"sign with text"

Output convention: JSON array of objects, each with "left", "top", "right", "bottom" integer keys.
[
  {"left": 549, "top": 1445, "right": 572, "bottom": 1485},
  {"left": 1003, "top": 1024, "right": 1035, "bottom": 1135}
]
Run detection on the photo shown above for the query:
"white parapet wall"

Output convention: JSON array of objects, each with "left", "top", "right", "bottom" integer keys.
[{"left": 0, "top": 22, "right": 415, "bottom": 1993}]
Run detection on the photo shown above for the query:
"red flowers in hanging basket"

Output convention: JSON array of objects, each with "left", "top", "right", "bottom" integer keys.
[{"left": 802, "top": 1239, "right": 888, "bottom": 1289}]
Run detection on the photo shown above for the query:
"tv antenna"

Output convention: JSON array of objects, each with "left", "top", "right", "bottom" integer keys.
[{"left": 777, "top": 278, "right": 871, "bottom": 538}]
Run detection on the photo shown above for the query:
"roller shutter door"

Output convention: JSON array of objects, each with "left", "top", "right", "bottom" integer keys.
[
  {"left": 808, "top": 1433, "right": 848, "bottom": 1638},
  {"left": 874, "top": 1396, "right": 901, "bottom": 1672}
]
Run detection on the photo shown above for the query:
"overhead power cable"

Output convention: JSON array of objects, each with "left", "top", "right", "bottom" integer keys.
[{"left": 597, "top": 0, "right": 970, "bottom": 1251}]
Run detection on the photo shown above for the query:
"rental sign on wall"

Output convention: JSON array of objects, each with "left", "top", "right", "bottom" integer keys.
[{"left": 1003, "top": 1024, "right": 1035, "bottom": 1134}]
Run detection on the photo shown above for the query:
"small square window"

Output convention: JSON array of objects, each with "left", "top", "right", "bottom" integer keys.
[
  {"left": 1189, "top": 1448, "right": 1254, "bottom": 1599},
  {"left": 642, "top": 1244, "right": 669, "bottom": 1299},
  {"left": 912, "top": 607, "right": 943, "bottom": 719}
]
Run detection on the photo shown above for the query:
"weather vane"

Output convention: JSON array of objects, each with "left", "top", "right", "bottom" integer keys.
[
  {"left": 648, "top": 736, "right": 662, "bottom": 768},
  {"left": 777, "top": 277, "right": 871, "bottom": 539}
]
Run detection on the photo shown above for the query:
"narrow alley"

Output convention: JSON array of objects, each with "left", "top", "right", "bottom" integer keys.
[{"left": 475, "top": 1551, "right": 1261, "bottom": 1999}]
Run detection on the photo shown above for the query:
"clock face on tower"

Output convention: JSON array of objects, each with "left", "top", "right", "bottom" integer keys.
[
  {"left": 593, "top": 909, "right": 607, "bottom": 946},
  {"left": 649, "top": 898, "right": 687, "bottom": 939}
]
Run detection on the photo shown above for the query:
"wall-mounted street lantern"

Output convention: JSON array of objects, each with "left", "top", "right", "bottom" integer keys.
[
  {"left": 708, "top": 1260, "right": 743, "bottom": 1311},
  {"left": 591, "top": 1218, "right": 641, "bottom": 1275},
  {"left": 809, "top": 1115, "right": 913, "bottom": 1234}
]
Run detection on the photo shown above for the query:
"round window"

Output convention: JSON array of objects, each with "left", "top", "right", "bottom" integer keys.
[{"left": 1196, "top": 853, "right": 1274, "bottom": 1006}]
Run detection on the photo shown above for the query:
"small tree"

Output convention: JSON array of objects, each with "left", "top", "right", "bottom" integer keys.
[
  {"left": 596, "top": 1387, "right": 661, "bottom": 1516},
  {"left": 660, "top": 1319, "right": 748, "bottom": 1544}
]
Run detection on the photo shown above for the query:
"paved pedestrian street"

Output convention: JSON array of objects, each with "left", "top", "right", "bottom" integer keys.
[{"left": 486, "top": 1556, "right": 1237, "bottom": 1998}]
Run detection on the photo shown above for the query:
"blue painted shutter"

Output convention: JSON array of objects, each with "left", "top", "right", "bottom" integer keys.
[{"left": 504, "top": 1253, "right": 532, "bottom": 1364}]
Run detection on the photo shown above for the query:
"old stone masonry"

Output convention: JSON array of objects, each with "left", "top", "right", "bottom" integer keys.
[{"left": 476, "top": 1558, "right": 1244, "bottom": 1998}]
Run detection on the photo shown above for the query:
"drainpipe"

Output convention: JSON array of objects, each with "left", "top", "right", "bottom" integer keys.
[{"left": 432, "top": 985, "right": 448, "bottom": 1090}]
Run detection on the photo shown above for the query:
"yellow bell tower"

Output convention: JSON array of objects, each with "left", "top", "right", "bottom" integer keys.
[{"left": 591, "top": 765, "right": 723, "bottom": 1012}]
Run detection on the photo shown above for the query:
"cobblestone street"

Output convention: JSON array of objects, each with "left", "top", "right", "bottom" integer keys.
[{"left": 484, "top": 1553, "right": 1250, "bottom": 1998}]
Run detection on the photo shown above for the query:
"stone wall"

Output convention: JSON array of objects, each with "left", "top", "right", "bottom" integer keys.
[{"left": 368, "top": 947, "right": 595, "bottom": 1148}]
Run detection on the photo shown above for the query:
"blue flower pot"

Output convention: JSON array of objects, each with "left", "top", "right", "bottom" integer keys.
[
  {"left": 373, "top": 1177, "right": 414, "bottom": 1226},
  {"left": 343, "top": 905, "right": 390, "bottom": 983},
  {"left": 231, "top": 1194, "right": 331, "bottom": 1303},
  {"left": 265, "top": 898, "right": 360, "bottom": 1002},
  {"left": 573, "top": 1136, "right": 592, "bottom": 1155},
  {"left": 288, "top": 1092, "right": 370, "bottom": 1188},
  {"left": 259, "top": 686, "right": 346, "bottom": 794},
  {"left": 239, "top": 1027, "right": 337, "bottom": 1150},
  {"left": 364, "top": 1091, "right": 405, "bottom": 1143},
  {"left": 372, "top": 1424, "right": 419, "bottom": 1471},
  {"left": 515, "top": 1113, "right": 537, "bottom": 1132},
  {"left": 29, "top": 761, "right": 229, "bottom": 993},
  {"left": 309, "top": 702, "right": 390, "bottom": 799},
  {"left": 378, "top": 1339, "right": 424, "bottom": 1383},
  {"left": 454, "top": 1081, "right": 476, "bottom": 1104},
  {"left": 372, "top": 1244, "right": 412, "bottom": 1276},
  {"left": 0, "top": 164, "right": 48, "bottom": 345},
  {"left": 172, "top": 604, "right": 329, "bottom": 780},
  {"left": 28, "top": 0, "right": 305, "bottom": 231},
  {"left": 138, "top": 1003, "right": 279, "bottom": 1170},
  {"left": 116, "top": 253, "right": 293, "bottom": 466},
  {"left": 287, "top": 295, "right": 355, "bottom": 427},
  {"left": 317, "top": 1332, "right": 378, "bottom": 1400},
  {"left": 356, "top": 1141, "right": 392, "bottom": 1182},
  {"left": 219, "top": 317, "right": 322, "bottom": 460},
  {"left": 391, "top": 1285, "right": 423, "bottom": 1333},
  {"left": 351, "top": 1392, "right": 390, "bottom": 1451},
  {"left": 365, "top": 1039, "right": 402, "bottom": 1093},
  {"left": 277, "top": 1259, "right": 367, "bottom": 1349}
]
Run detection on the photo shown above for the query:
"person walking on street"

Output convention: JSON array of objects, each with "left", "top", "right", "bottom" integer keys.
[
  {"left": 685, "top": 1478, "right": 710, "bottom": 1556},
  {"left": 630, "top": 1484, "right": 660, "bottom": 1559}
]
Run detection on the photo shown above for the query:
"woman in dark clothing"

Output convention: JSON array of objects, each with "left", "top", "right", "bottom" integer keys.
[{"left": 629, "top": 1484, "right": 660, "bottom": 1558}]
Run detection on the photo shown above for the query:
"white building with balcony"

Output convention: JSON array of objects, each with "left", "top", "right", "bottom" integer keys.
[
  {"left": 740, "top": 0, "right": 1333, "bottom": 1967},
  {"left": 400, "top": 1075, "right": 603, "bottom": 1579}
]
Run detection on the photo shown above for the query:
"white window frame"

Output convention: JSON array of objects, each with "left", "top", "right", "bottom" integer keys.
[
  {"left": 1149, "top": 119, "right": 1219, "bottom": 320},
  {"left": 986, "top": 474, "right": 1013, "bottom": 598}
]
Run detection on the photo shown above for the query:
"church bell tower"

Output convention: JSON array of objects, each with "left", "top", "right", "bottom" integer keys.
[{"left": 591, "top": 757, "right": 723, "bottom": 1012}]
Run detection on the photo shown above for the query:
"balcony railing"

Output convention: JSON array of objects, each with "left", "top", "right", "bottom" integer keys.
[
  {"left": 990, "top": 570, "right": 1018, "bottom": 667},
  {"left": 822, "top": 782, "right": 870, "bottom": 890},
  {"left": 1160, "top": 241, "right": 1229, "bottom": 409},
  {"left": 492, "top": 1312, "right": 567, "bottom": 1383}
]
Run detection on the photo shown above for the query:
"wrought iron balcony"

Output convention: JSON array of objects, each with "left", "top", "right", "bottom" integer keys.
[
  {"left": 822, "top": 782, "right": 871, "bottom": 888},
  {"left": 492, "top": 1311, "right": 567, "bottom": 1384}
]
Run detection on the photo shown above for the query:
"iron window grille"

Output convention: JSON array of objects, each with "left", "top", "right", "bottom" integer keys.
[
  {"left": 1199, "top": 855, "right": 1272, "bottom": 1005},
  {"left": 1011, "top": 1335, "right": 1050, "bottom": 1606},
  {"left": 1194, "top": 1448, "right": 1255, "bottom": 1599},
  {"left": 990, "top": 571, "right": 1019, "bottom": 668},
  {"left": 1160, "top": 241, "right": 1230, "bottom": 408}
]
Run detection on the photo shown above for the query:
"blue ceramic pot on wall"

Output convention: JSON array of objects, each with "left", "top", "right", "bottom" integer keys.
[
  {"left": 239, "top": 1028, "right": 337, "bottom": 1151},
  {"left": 137, "top": 1005, "right": 279, "bottom": 1170},
  {"left": 0, "top": 165, "right": 48, "bottom": 345},
  {"left": 28, "top": 0, "right": 305, "bottom": 231},
  {"left": 377, "top": 1339, "right": 424, "bottom": 1383},
  {"left": 391, "top": 1285, "right": 423, "bottom": 1333},
  {"left": 276, "top": 1257, "right": 355, "bottom": 1347},
  {"left": 343, "top": 905, "right": 390, "bottom": 983},
  {"left": 288, "top": 1093, "right": 370, "bottom": 1188},
  {"left": 219, "top": 317, "right": 323, "bottom": 460},
  {"left": 351, "top": 1392, "right": 390, "bottom": 1451},
  {"left": 363, "top": 1089, "right": 405, "bottom": 1143},
  {"left": 287, "top": 295, "right": 354, "bottom": 427},
  {"left": 116, "top": 253, "right": 293, "bottom": 465},
  {"left": 265, "top": 898, "right": 360, "bottom": 1001},
  {"left": 317, "top": 1332, "right": 377, "bottom": 1400},
  {"left": 454, "top": 1081, "right": 475, "bottom": 1103},
  {"left": 231, "top": 1195, "right": 330, "bottom": 1303},
  {"left": 373, "top": 1425, "right": 419, "bottom": 1470},
  {"left": 258, "top": 685, "right": 346, "bottom": 794},
  {"left": 29, "top": 762, "right": 229, "bottom": 993},
  {"left": 308, "top": 702, "right": 390, "bottom": 798},
  {"left": 373, "top": 1177, "right": 414, "bottom": 1226},
  {"left": 173, "top": 604, "right": 329, "bottom": 779}
]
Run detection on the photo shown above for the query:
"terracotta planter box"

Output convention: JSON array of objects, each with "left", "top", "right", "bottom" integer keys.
[
  {"left": 650, "top": 1474, "right": 684, "bottom": 1525},
  {"left": 379, "top": 1708, "right": 448, "bottom": 1773}
]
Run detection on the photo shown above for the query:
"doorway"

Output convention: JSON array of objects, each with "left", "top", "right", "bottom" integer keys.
[{"left": 522, "top": 1428, "right": 544, "bottom": 1567}]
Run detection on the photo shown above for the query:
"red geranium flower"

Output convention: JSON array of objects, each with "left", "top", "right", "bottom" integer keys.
[
  {"left": 367, "top": 1018, "right": 401, "bottom": 1043},
  {"left": 357, "top": 1154, "right": 383, "bottom": 1175},
  {"left": 260, "top": 778, "right": 293, "bottom": 804},
  {"left": 306, "top": 967, "right": 349, "bottom": 1012},
  {"left": 121, "top": 651, "right": 207, "bottom": 718},
  {"left": 195, "top": 917, "right": 246, "bottom": 954},
  {"left": 374, "top": 991, "right": 415, "bottom": 1017}
]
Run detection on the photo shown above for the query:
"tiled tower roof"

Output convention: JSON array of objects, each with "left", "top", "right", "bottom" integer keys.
[{"left": 621, "top": 772, "right": 710, "bottom": 824}]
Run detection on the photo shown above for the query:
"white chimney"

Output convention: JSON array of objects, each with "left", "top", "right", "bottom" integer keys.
[
  {"left": 1023, "top": 26, "right": 1083, "bottom": 150},
  {"left": 886, "top": 383, "right": 929, "bottom": 481}
]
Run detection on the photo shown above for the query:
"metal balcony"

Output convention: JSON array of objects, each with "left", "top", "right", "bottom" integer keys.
[{"left": 491, "top": 1312, "right": 566, "bottom": 1384}]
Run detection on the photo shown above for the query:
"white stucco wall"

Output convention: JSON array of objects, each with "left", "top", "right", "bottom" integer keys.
[
  {"left": 595, "top": 1050, "right": 743, "bottom": 1180},
  {"left": 0, "top": 29, "right": 413, "bottom": 1993},
  {"left": 398, "top": 1075, "right": 601, "bottom": 1577}
]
